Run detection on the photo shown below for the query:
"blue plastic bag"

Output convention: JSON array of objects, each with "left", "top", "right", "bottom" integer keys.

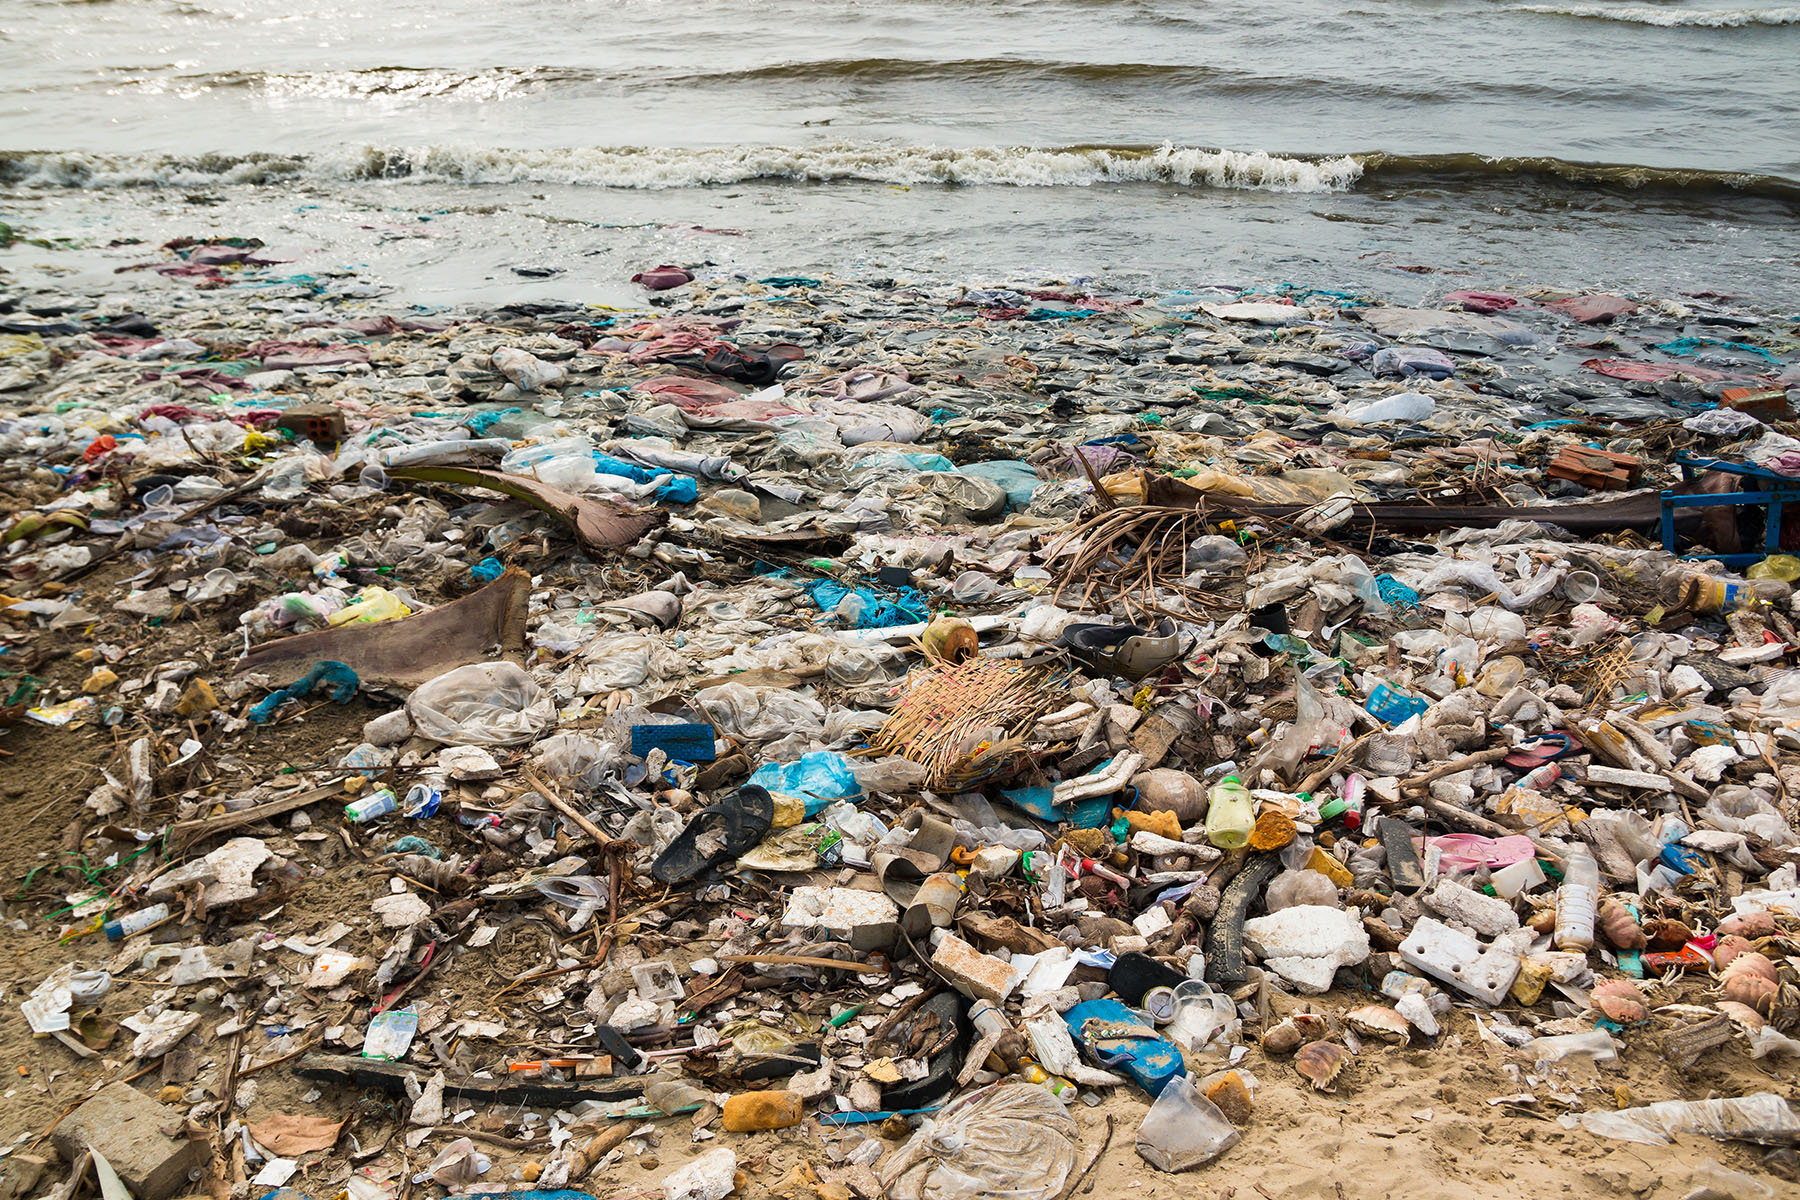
[
  {"left": 805, "top": 579, "right": 928, "bottom": 629},
  {"left": 591, "top": 451, "right": 697, "bottom": 503},
  {"left": 749, "top": 751, "right": 862, "bottom": 817},
  {"left": 957, "top": 461, "right": 1043, "bottom": 512}
]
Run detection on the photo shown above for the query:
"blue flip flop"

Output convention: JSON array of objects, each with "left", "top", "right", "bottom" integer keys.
[{"left": 1064, "top": 997, "right": 1186, "bottom": 1096}]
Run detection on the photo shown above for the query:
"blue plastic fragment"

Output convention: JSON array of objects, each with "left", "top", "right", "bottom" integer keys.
[
  {"left": 631, "top": 722, "right": 718, "bottom": 762},
  {"left": 805, "top": 579, "right": 929, "bottom": 629},
  {"left": 248, "top": 660, "right": 358, "bottom": 724},
  {"left": 463, "top": 407, "right": 521, "bottom": 435}
]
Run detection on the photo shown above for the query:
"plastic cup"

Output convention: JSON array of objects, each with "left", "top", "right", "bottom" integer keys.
[{"left": 1563, "top": 570, "right": 1601, "bottom": 604}]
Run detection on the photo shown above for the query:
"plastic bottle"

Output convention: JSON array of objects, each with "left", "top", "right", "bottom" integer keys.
[
  {"left": 1203, "top": 776, "right": 1254, "bottom": 849},
  {"left": 345, "top": 788, "right": 400, "bottom": 823},
  {"left": 1018, "top": 1060, "right": 1075, "bottom": 1098},
  {"left": 969, "top": 998, "right": 1027, "bottom": 1070},
  {"left": 1553, "top": 844, "right": 1600, "bottom": 952},
  {"left": 1659, "top": 568, "right": 1785, "bottom": 613},
  {"left": 1520, "top": 763, "right": 1562, "bottom": 791},
  {"left": 720, "top": 1090, "right": 803, "bottom": 1131},
  {"left": 103, "top": 903, "right": 170, "bottom": 941}
]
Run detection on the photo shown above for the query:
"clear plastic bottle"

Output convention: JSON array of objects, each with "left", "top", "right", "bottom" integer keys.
[
  {"left": 1553, "top": 844, "right": 1600, "bottom": 952},
  {"left": 1203, "top": 776, "right": 1255, "bottom": 849}
]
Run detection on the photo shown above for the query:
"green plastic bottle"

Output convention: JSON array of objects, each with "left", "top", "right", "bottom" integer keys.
[{"left": 1204, "top": 775, "right": 1254, "bottom": 849}]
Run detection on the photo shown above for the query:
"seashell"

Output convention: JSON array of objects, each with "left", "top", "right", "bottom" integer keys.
[
  {"left": 1643, "top": 917, "right": 1694, "bottom": 951},
  {"left": 1720, "top": 951, "right": 1778, "bottom": 985},
  {"left": 1345, "top": 1005, "right": 1410, "bottom": 1045},
  {"left": 1260, "top": 1018, "right": 1303, "bottom": 1055},
  {"left": 1590, "top": 979, "right": 1649, "bottom": 1025},
  {"left": 1295, "top": 1040, "right": 1347, "bottom": 1092},
  {"left": 1597, "top": 899, "right": 1645, "bottom": 951},
  {"left": 1714, "top": 1000, "right": 1766, "bottom": 1032},
  {"left": 1721, "top": 972, "right": 1777, "bottom": 1017},
  {"left": 1718, "top": 910, "right": 1775, "bottom": 939},
  {"left": 1713, "top": 935, "right": 1756, "bottom": 972},
  {"left": 1527, "top": 907, "right": 1557, "bottom": 934}
]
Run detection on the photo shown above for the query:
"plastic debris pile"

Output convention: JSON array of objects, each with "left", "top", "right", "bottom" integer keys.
[{"left": 3, "top": 257, "right": 1800, "bottom": 1198}]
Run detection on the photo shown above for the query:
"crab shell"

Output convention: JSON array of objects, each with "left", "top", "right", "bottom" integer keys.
[
  {"left": 1713, "top": 935, "right": 1757, "bottom": 973},
  {"left": 1292, "top": 1012, "right": 1329, "bottom": 1040},
  {"left": 1590, "top": 979, "right": 1649, "bottom": 1025},
  {"left": 1345, "top": 1005, "right": 1410, "bottom": 1045},
  {"left": 1261, "top": 1018, "right": 1303, "bottom": 1055},
  {"left": 1714, "top": 1000, "right": 1766, "bottom": 1032},
  {"left": 1718, "top": 910, "right": 1776, "bottom": 939},
  {"left": 1597, "top": 899, "right": 1646, "bottom": 951},
  {"left": 1643, "top": 917, "right": 1695, "bottom": 951},
  {"left": 1720, "top": 972, "right": 1778, "bottom": 1017},
  {"left": 1721, "top": 951, "right": 1778, "bottom": 985},
  {"left": 1295, "top": 1040, "right": 1348, "bottom": 1092}
]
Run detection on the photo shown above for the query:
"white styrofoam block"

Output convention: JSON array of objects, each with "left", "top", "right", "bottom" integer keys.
[
  {"left": 1398, "top": 916, "right": 1520, "bottom": 1005},
  {"left": 1424, "top": 880, "right": 1520, "bottom": 937},
  {"left": 1243, "top": 905, "right": 1369, "bottom": 995}
]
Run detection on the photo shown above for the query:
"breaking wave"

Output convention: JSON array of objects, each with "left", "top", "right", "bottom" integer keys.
[
  {"left": 1516, "top": 4, "right": 1800, "bottom": 27},
  {"left": 0, "top": 142, "right": 1365, "bottom": 192},
  {"left": 2, "top": 143, "right": 1797, "bottom": 200}
]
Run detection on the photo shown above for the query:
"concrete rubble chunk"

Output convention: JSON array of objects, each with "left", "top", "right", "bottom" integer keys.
[{"left": 52, "top": 1083, "right": 206, "bottom": 1200}]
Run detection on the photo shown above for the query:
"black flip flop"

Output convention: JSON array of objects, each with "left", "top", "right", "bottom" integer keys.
[{"left": 651, "top": 785, "right": 775, "bottom": 884}]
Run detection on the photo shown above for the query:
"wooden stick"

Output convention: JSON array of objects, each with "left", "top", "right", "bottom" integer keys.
[
  {"left": 168, "top": 778, "right": 349, "bottom": 852},
  {"left": 1399, "top": 745, "right": 1512, "bottom": 792},
  {"left": 526, "top": 769, "right": 609, "bottom": 846},
  {"left": 716, "top": 953, "right": 887, "bottom": 974},
  {"left": 565, "top": 1123, "right": 635, "bottom": 1182},
  {"left": 1297, "top": 731, "right": 1377, "bottom": 795}
]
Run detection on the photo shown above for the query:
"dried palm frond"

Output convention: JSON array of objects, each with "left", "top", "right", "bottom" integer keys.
[
  {"left": 1043, "top": 503, "right": 1235, "bottom": 621},
  {"left": 865, "top": 657, "right": 1065, "bottom": 789}
]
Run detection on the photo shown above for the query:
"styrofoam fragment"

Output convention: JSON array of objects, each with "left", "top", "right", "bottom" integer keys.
[
  {"left": 1423, "top": 880, "right": 1519, "bottom": 937},
  {"left": 1243, "top": 905, "right": 1369, "bottom": 995},
  {"left": 1398, "top": 916, "right": 1521, "bottom": 1005}
]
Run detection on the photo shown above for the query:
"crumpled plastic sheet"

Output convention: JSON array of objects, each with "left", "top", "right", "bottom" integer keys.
[
  {"left": 406, "top": 661, "right": 556, "bottom": 746},
  {"left": 694, "top": 682, "right": 825, "bottom": 742},
  {"left": 879, "top": 1083, "right": 1079, "bottom": 1200}
]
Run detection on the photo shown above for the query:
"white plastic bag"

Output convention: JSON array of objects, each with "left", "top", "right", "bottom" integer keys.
[
  {"left": 1136, "top": 1075, "right": 1241, "bottom": 1171},
  {"left": 1333, "top": 391, "right": 1435, "bottom": 424},
  {"left": 491, "top": 347, "right": 566, "bottom": 392},
  {"left": 407, "top": 662, "right": 555, "bottom": 746},
  {"left": 879, "top": 1084, "right": 1079, "bottom": 1200},
  {"left": 695, "top": 682, "right": 825, "bottom": 742}
]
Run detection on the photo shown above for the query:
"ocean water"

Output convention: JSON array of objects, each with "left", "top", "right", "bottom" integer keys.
[{"left": 3, "top": 0, "right": 1798, "bottom": 304}]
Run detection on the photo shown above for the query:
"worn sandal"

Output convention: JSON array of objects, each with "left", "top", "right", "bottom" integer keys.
[{"left": 651, "top": 785, "right": 775, "bottom": 884}]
